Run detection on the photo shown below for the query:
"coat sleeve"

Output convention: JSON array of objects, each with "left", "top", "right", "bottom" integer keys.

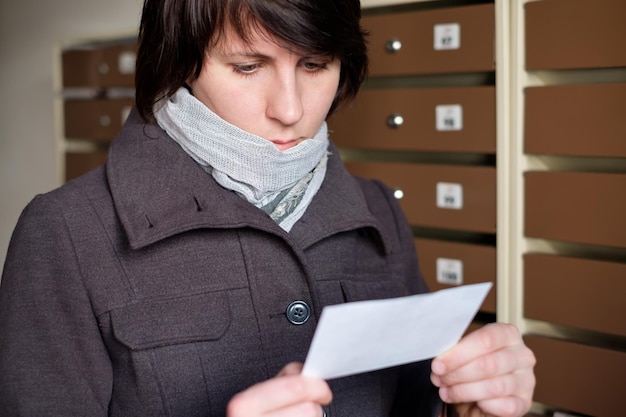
[
  {"left": 0, "top": 194, "right": 112, "bottom": 416},
  {"left": 361, "top": 178, "right": 444, "bottom": 417}
]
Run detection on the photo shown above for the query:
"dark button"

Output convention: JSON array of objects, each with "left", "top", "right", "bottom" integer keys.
[{"left": 286, "top": 301, "right": 310, "bottom": 325}]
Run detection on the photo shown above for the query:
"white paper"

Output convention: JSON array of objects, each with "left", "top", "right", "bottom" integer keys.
[{"left": 302, "top": 282, "right": 492, "bottom": 380}]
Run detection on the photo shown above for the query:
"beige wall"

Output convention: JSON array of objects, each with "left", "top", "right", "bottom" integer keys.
[{"left": 0, "top": 0, "right": 143, "bottom": 269}]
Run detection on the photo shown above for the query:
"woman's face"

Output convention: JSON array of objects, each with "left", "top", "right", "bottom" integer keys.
[{"left": 188, "top": 27, "right": 341, "bottom": 151}]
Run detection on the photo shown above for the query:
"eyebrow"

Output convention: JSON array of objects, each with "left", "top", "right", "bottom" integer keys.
[
  {"left": 225, "top": 51, "right": 273, "bottom": 61},
  {"left": 214, "top": 45, "right": 332, "bottom": 62}
]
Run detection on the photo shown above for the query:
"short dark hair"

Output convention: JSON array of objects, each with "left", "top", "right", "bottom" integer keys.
[{"left": 135, "top": 0, "right": 368, "bottom": 121}]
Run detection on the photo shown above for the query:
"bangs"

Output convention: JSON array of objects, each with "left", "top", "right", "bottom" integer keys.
[{"left": 220, "top": 0, "right": 343, "bottom": 56}]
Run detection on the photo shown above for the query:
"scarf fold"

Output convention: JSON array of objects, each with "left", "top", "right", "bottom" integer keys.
[{"left": 153, "top": 87, "right": 329, "bottom": 231}]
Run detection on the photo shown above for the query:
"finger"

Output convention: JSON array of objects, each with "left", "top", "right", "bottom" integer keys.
[
  {"left": 474, "top": 395, "right": 533, "bottom": 417},
  {"left": 432, "top": 323, "right": 522, "bottom": 375},
  {"left": 431, "top": 343, "right": 536, "bottom": 387},
  {"left": 446, "top": 397, "right": 530, "bottom": 417},
  {"left": 276, "top": 362, "right": 304, "bottom": 377},
  {"left": 228, "top": 374, "right": 332, "bottom": 417},
  {"left": 264, "top": 401, "right": 326, "bottom": 417},
  {"left": 438, "top": 369, "right": 535, "bottom": 409}
]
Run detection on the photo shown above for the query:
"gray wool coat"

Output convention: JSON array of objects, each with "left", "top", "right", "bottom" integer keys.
[{"left": 0, "top": 109, "right": 441, "bottom": 416}]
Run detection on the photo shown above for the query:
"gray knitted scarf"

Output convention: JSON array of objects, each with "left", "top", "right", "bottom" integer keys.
[{"left": 154, "top": 87, "right": 329, "bottom": 232}]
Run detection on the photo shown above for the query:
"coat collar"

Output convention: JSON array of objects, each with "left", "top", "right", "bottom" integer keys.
[{"left": 107, "top": 109, "right": 394, "bottom": 254}]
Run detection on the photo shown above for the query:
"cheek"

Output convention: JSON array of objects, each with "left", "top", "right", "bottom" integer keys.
[
  {"left": 213, "top": 91, "right": 267, "bottom": 133},
  {"left": 314, "top": 76, "right": 341, "bottom": 118},
  {"left": 190, "top": 69, "right": 256, "bottom": 124},
  {"left": 206, "top": 85, "right": 253, "bottom": 116}
]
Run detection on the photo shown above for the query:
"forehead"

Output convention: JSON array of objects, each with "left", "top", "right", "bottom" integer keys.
[
  {"left": 212, "top": 24, "right": 271, "bottom": 54},
  {"left": 210, "top": 18, "right": 314, "bottom": 57}
]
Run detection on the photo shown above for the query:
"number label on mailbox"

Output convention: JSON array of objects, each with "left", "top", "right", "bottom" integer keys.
[
  {"left": 436, "top": 104, "right": 463, "bottom": 131},
  {"left": 434, "top": 23, "right": 461, "bottom": 50},
  {"left": 436, "top": 182, "right": 463, "bottom": 210},
  {"left": 437, "top": 257, "right": 464, "bottom": 285}
]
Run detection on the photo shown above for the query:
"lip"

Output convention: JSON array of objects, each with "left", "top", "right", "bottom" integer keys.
[{"left": 271, "top": 138, "right": 304, "bottom": 151}]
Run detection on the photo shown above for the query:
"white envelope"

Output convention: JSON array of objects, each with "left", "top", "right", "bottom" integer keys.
[{"left": 302, "top": 282, "right": 492, "bottom": 380}]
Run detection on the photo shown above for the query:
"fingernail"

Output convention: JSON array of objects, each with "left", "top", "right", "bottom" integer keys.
[
  {"left": 430, "top": 374, "right": 442, "bottom": 387},
  {"left": 431, "top": 360, "right": 446, "bottom": 375}
]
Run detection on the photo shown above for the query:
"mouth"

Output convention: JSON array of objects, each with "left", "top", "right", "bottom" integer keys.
[{"left": 271, "top": 138, "right": 305, "bottom": 151}]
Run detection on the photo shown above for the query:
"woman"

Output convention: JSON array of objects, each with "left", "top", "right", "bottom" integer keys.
[{"left": 0, "top": 0, "right": 535, "bottom": 416}]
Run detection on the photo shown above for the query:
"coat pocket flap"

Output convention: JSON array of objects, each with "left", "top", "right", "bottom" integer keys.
[
  {"left": 341, "top": 279, "right": 408, "bottom": 303},
  {"left": 111, "top": 292, "right": 231, "bottom": 350}
]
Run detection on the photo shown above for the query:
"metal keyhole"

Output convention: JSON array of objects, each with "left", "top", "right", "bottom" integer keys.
[
  {"left": 385, "top": 38, "right": 402, "bottom": 53},
  {"left": 387, "top": 114, "right": 404, "bottom": 128}
]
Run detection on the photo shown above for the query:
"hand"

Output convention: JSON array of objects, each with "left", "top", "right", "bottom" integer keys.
[
  {"left": 227, "top": 362, "right": 332, "bottom": 417},
  {"left": 430, "top": 323, "right": 536, "bottom": 417}
]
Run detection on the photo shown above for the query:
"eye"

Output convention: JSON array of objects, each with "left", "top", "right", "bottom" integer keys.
[
  {"left": 232, "top": 63, "right": 260, "bottom": 75},
  {"left": 302, "top": 61, "right": 328, "bottom": 72}
]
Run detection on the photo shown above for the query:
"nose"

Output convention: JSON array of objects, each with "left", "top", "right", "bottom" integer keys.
[{"left": 265, "top": 69, "right": 304, "bottom": 126}]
